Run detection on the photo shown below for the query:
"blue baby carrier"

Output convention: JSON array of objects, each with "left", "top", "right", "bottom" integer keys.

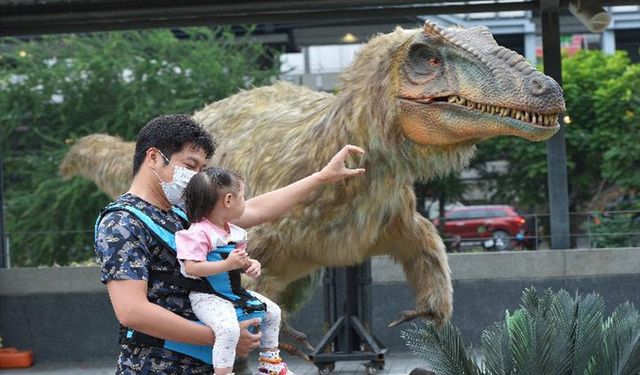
[{"left": 96, "top": 202, "right": 266, "bottom": 365}]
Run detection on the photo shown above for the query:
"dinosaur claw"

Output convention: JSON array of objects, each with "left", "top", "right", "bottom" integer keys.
[
  {"left": 388, "top": 309, "right": 440, "bottom": 327},
  {"left": 388, "top": 310, "right": 420, "bottom": 327},
  {"left": 279, "top": 343, "right": 310, "bottom": 361},
  {"left": 281, "top": 322, "right": 316, "bottom": 351}
]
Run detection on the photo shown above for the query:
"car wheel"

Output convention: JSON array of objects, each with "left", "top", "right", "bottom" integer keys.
[{"left": 492, "top": 230, "right": 511, "bottom": 251}]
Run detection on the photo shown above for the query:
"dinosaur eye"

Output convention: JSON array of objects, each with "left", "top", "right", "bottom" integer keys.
[
  {"left": 427, "top": 57, "right": 440, "bottom": 66},
  {"left": 407, "top": 44, "right": 440, "bottom": 76}
]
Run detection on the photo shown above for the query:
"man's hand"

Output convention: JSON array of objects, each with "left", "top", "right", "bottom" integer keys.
[
  {"left": 244, "top": 259, "right": 261, "bottom": 278},
  {"left": 314, "top": 145, "right": 366, "bottom": 183},
  {"left": 236, "top": 318, "right": 262, "bottom": 357}
]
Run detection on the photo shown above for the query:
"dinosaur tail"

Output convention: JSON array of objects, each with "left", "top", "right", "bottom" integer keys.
[{"left": 60, "top": 134, "right": 135, "bottom": 199}]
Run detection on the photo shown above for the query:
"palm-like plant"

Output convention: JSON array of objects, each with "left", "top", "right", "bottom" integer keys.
[{"left": 401, "top": 288, "right": 640, "bottom": 375}]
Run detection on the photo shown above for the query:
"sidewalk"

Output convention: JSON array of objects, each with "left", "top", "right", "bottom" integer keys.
[{"left": 2, "top": 352, "right": 426, "bottom": 375}]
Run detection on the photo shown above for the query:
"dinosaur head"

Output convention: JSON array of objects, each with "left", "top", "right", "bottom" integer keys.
[{"left": 395, "top": 21, "right": 564, "bottom": 146}]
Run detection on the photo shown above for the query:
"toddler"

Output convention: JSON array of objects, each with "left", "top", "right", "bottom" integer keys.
[{"left": 176, "top": 167, "right": 293, "bottom": 375}]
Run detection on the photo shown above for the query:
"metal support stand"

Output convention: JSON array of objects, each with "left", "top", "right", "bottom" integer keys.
[{"left": 310, "top": 261, "right": 386, "bottom": 375}]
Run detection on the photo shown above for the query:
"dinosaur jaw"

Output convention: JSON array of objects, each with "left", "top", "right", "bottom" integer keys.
[{"left": 397, "top": 96, "right": 561, "bottom": 146}]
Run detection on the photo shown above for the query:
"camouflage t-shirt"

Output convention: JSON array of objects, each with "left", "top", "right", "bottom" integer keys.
[{"left": 95, "top": 193, "right": 212, "bottom": 374}]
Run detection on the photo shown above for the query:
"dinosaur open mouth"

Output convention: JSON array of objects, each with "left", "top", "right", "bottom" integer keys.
[{"left": 425, "top": 95, "right": 559, "bottom": 127}]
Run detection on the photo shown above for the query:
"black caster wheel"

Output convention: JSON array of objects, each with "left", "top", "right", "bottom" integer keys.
[
  {"left": 365, "top": 363, "right": 379, "bottom": 374},
  {"left": 317, "top": 362, "right": 335, "bottom": 375}
]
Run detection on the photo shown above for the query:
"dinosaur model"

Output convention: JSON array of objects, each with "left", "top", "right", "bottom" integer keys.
[{"left": 61, "top": 20, "right": 564, "bottom": 339}]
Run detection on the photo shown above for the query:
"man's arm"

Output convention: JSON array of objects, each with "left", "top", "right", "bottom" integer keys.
[
  {"left": 108, "top": 279, "right": 215, "bottom": 345},
  {"left": 234, "top": 144, "right": 365, "bottom": 228},
  {"left": 107, "top": 279, "right": 260, "bottom": 355}
]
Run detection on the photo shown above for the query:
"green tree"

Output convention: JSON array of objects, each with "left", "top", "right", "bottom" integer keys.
[
  {"left": 471, "top": 51, "right": 640, "bottom": 211},
  {"left": 0, "top": 28, "right": 279, "bottom": 267}
]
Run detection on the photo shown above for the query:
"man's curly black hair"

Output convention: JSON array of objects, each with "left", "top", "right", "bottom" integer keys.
[{"left": 132, "top": 114, "right": 217, "bottom": 176}]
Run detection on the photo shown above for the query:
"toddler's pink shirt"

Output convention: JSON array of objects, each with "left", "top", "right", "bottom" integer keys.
[{"left": 175, "top": 219, "right": 247, "bottom": 264}]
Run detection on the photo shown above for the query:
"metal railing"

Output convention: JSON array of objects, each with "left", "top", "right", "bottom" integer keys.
[{"left": 3, "top": 210, "right": 639, "bottom": 266}]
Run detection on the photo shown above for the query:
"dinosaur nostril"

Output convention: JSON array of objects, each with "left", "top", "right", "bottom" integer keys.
[{"left": 530, "top": 76, "right": 548, "bottom": 96}]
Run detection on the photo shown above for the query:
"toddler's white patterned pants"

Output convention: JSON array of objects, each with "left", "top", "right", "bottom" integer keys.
[{"left": 190, "top": 290, "right": 281, "bottom": 368}]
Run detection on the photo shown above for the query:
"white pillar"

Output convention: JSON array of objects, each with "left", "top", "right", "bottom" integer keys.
[
  {"left": 524, "top": 17, "right": 538, "bottom": 65},
  {"left": 525, "top": 31, "right": 537, "bottom": 64},
  {"left": 601, "top": 29, "right": 616, "bottom": 54},
  {"left": 303, "top": 46, "right": 311, "bottom": 74}
]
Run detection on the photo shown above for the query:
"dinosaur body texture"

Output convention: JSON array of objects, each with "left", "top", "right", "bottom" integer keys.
[{"left": 61, "top": 21, "right": 564, "bottom": 326}]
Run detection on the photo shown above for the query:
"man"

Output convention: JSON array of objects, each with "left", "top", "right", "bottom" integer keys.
[{"left": 95, "top": 114, "right": 365, "bottom": 374}]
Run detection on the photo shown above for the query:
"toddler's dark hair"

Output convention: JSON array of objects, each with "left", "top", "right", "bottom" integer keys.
[{"left": 183, "top": 167, "right": 244, "bottom": 223}]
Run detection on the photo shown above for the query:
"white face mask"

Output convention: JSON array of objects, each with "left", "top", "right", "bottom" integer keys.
[{"left": 152, "top": 151, "right": 197, "bottom": 206}]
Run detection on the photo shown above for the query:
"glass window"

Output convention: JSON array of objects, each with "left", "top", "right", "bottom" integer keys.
[
  {"left": 487, "top": 208, "right": 508, "bottom": 218},
  {"left": 446, "top": 210, "right": 468, "bottom": 220}
]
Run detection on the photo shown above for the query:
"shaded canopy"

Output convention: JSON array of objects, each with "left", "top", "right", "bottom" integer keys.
[{"left": 1, "top": 0, "right": 635, "bottom": 37}]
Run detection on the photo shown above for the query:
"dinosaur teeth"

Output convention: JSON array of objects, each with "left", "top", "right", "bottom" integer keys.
[
  {"left": 516, "top": 111, "right": 523, "bottom": 120},
  {"left": 445, "top": 95, "right": 558, "bottom": 127}
]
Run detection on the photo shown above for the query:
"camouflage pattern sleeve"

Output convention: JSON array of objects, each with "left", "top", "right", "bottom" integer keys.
[{"left": 95, "top": 210, "right": 152, "bottom": 284}]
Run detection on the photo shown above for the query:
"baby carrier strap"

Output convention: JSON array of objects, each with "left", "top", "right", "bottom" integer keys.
[
  {"left": 97, "top": 203, "right": 215, "bottom": 294},
  {"left": 206, "top": 244, "right": 267, "bottom": 314}
]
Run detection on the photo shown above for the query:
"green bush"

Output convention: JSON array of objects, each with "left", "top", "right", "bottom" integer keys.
[{"left": 581, "top": 211, "right": 640, "bottom": 248}]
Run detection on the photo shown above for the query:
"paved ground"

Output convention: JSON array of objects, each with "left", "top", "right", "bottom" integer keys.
[{"left": 2, "top": 352, "right": 427, "bottom": 375}]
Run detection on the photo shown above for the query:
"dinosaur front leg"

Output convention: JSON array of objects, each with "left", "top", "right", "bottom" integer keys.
[{"left": 387, "top": 214, "right": 453, "bottom": 327}]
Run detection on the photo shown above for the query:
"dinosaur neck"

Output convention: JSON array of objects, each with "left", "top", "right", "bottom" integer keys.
[
  {"left": 316, "top": 90, "right": 406, "bottom": 178},
  {"left": 317, "top": 85, "right": 476, "bottom": 186}
]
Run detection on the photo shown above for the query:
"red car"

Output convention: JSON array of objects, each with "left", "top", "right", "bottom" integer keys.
[{"left": 432, "top": 205, "right": 528, "bottom": 250}]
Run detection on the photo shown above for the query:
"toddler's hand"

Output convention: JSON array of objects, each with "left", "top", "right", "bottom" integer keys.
[
  {"left": 244, "top": 259, "right": 261, "bottom": 278},
  {"left": 226, "top": 249, "right": 248, "bottom": 270}
]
